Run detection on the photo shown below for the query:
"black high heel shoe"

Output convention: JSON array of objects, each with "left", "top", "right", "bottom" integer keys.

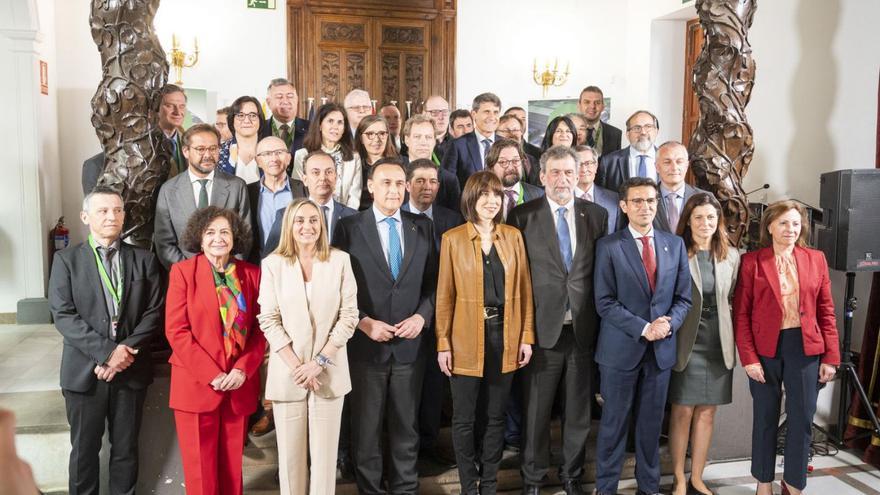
[{"left": 687, "top": 478, "right": 717, "bottom": 495}]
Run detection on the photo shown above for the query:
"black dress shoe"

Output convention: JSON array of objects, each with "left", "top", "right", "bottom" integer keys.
[
  {"left": 635, "top": 490, "right": 661, "bottom": 495},
  {"left": 563, "top": 479, "right": 587, "bottom": 495},
  {"left": 419, "top": 447, "right": 457, "bottom": 468},
  {"left": 520, "top": 484, "right": 540, "bottom": 495},
  {"left": 687, "top": 478, "right": 717, "bottom": 495}
]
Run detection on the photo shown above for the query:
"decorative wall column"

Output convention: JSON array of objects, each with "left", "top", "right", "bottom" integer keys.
[
  {"left": 688, "top": 0, "right": 757, "bottom": 247},
  {"left": 89, "top": 0, "right": 170, "bottom": 247}
]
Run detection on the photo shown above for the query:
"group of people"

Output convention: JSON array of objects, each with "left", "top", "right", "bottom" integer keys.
[{"left": 55, "top": 79, "right": 841, "bottom": 495}]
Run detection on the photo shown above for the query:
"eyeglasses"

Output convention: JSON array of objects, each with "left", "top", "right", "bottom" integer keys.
[
  {"left": 188, "top": 145, "right": 220, "bottom": 155},
  {"left": 626, "top": 197, "right": 658, "bottom": 207},
  {"left": 363, "top": 130, "right": 389, "bottom": 141},
  {"left": 426, "top": 109, "right": 449, "bottom": 116},
  {"left": 234, "top": 112, "right": 260, "bottom": 121},
  {"left": 627, "top": 124, "right": 656, "bottom": 133},
  {"left": 496, "top": 158, "right": 522, "bottom": 169},
  {"left": 346, "top": 105, "right": 372, "bottom": 113},
  {"left": 256, "top": 149, "right": 289, "bottom": 158}
]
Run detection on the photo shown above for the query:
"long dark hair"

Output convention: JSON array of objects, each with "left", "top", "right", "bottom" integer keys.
[
  {"left": 677, "top": 192, "right": 730, "bottom": 261},
  {"left": 226, "top": 95, "right": 268, "bottom": 137},
  {"left": 303, "top": 102, "right": 355, "bottom": 161},
  {"left": 541, "top": 115, "right": 578, "bottom": 152}
]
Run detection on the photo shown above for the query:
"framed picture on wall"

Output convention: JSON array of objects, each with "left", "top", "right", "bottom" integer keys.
[{"left": 527, "top": 97, "right": 611, "bottom": 147}]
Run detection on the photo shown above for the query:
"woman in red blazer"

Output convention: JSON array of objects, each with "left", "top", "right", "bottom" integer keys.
[
  {"left": 165, "top": 207, "right": 266, "bottom": 495},
  {"left": 734, "top": 200, "right": 839, "bottom": 495}
]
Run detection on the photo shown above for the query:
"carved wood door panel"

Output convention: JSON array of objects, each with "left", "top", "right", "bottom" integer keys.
[
  {"left": 682, "top": 18, "right": 704, "bottom": 148},
  {"left": 377, "top": 20, "right": 430, "bottom": 108},
  {"left": 314, "top": 15, "right": 370, "bottom": 103}
]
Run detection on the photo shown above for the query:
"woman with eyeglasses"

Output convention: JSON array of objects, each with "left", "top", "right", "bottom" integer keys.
[
  {"left": 540, "top": 115, "right": 578, "bottom": 153},
  {"left": 354, "top": 114, "right": 399, "bottom": 210},
  {"left": 291, "top": 103, "right": 362, "bottom": 210},
  {"left": 218, "top": 95, "right": 268, "bottom": 184}
]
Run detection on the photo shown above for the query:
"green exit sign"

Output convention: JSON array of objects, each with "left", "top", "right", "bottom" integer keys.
[{"left": 247, "top": 0, "right": 276, "bottom": 9}]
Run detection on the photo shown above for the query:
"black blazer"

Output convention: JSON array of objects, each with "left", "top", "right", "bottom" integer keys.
[
  {"left": 82, "top": 152, "right": 104, "bottom": 195},
  {"left": 260, "top": 116, "right": 310, "bottom": 174},
  {"left": 401, "top": 202, "right": 464, "bottom": 249},
  {"left": 599, "top": 121, "right": 623, "bottom": 155},
  {"left": 521, "top": 181, "right": 545, "bottom": 202},
  {"left": 654, "top": 184, "right": 713, "bottom": 234},
  {"left": 507, "top": 197, "right": 608, "bottom": 351},
  {"left": 441, "top": 131, "right": 489, "bottom": 188},
  {"left": 48, "top": 243, "right": 164, "bottom": 392},
  {"left": 333, "top": 209, "right": 438, "bottom": 364},
  {"left": 522, "top": 152, "right": 542, "bottom": 187},
  {"left": 246, "top": 177, "right": 308, "bottom": 262}
]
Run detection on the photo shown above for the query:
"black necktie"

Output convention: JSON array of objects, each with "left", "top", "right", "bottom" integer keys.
[
  {"left": 587, "top": 127, "right": 596, "bottom": 147},
  {"left": 279, "top": 123, "right": 291, "bottom": 147}
]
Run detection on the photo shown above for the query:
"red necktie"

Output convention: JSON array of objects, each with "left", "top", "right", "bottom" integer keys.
[{"left": 639, "top": 236, "right": 656, "bottom": 292}]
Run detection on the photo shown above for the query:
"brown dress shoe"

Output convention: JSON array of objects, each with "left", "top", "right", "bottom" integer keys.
[{"left": 249, "top": 400, "right": 275, "bottom": 436}]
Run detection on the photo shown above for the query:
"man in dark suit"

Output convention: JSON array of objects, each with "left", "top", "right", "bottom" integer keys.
[
  {"left": 403, "top": 114, "right": 460, "bottom": 211},
  {"left": 487, "top": 138, "right": 544, "bottom": 222},
  {"left": 498, "top": 113, "right": 541, "bottom": 186},
  {"left": 574, "top": 145, "right": 620, "bottom": 233},
  {"left": 301, "top": 150, "right": 357, "bottom": 243},
  {"left": 577, "top": 86, "right": 622, "bottom": 156},
  {"left": 442, "top": 92, "right": 502, "bottom": 187},
  {"left": 158, "top": 84, "right": 188, "bottom": 177},
  {"left": 402, "top": 158, "right": 464, "bottom": 465},
  {"left": 259, "top": 78, "right": 309, "bottom": 168},
  {"left": 246, "top": 136, "right": 308, "bottom": 263},
  {"left": 653, "top": 141, "right": 713, "bottom": 234},
  {"left": 595, "top": 110, "right": 660, "bottom": 195},
  {"left": 593, "top": 177, "right": 691, "bottom": 495},
  {"left": 508, "top": 146, "right": 608, "bottom": 495},
  {"left": 424, "top": 95, "right": 453, "bottom": 163},
  {"left": 153, "top": 124, "right": 251, "bottom": 270},
  {"left": 48, "top": 187, "right": 164, "bottom": 495},
  {"left": 333, "top": 160, "right": 438, "bottom": 495}
]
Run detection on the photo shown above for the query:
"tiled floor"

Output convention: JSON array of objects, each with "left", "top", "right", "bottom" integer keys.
[{"left": 0, "top": 324, "right": 61, "bottom": 393}]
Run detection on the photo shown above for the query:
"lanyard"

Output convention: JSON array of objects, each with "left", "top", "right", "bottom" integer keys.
[
  {"left": 516, "top": 182, "right": 524, "bottom": 205},
  {"left": 88, "top": 234, "right": 122, "bottom": 307},
  {"left": 431, "top": 151, "right": 441, "bottom": 166}
]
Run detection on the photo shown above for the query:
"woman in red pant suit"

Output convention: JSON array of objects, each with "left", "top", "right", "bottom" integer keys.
[
  {"left": 165, "top": 207, "right": 266, "bottom": 495},
  {"left": 734, "top": 200, "right": 839, "bottom": 495}
]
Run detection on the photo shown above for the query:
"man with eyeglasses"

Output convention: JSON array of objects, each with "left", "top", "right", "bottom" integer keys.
[
  {"left": 423, "top": 95, "right": 453, "bottom": 161},
  {"left": 259, "top": 78, "right": 310, "bottom": 158},
  {"left": 653, "top": 141, "right": 712, "bottom": 234},
  {"left": 496, "top": 114, "right": 541, "bottom": 186},
  {"left": 402, "top": 114, "right": 461, "bottom": 211},
  {"left": 507, "top": 145, "right": 608, "bottom": 495},
  {"left": 246, "top": 137, "right": 308, "bottom": 264},
  {"left": 344, "top": 89, "right": 373, "bottom": 138},
  {"left": 577, "top": 86, "right": 622, "bottom": 156},
  {"left": 487, "top": 138, "right": 543, "bottom": 221},
  {"left": 596, "top": 110, "right": 660, "bottom": 195},
  {"left": 503, "top": 107, "right": 543, "bottom": 172},
  {"left": 442, "top": 92, "right": 503, "bottom": 188},
  {"left": 574, "top": 144, "right": 619, "bottom": 233},
  {"left": 154, "top": 123, "right": 252, "bottom": 270},
  {"left": 593, "top": 176, "right": 691, "bottom": 495}
]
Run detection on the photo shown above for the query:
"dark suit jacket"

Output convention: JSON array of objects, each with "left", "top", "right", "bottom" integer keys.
[
  {"left": 599, "top": 121, "right": 623, "bottom": 155},
  {"left": 260, "top": 116, "right": 309, "bottom": 170},
  {"left": 522, "top": 153, "right": 542, "bottom": 187},
  {"left": 333, "top": 208, "right": 438, "bottom": 364},
  {"left": 82, "top": 152, "right": 104, "bottom": 195},
  {"left": 401, "top": 202, "right": 464, "bottom": 249},
  {"left": 48, "top": 242, "right": 164, "bottom": 392},
  {"left": 434, "top": 134, "right": 453, "bottom": 163},
  {"left": 595, "top": 145, "right": 659, "bottom": 195},
  {"left": 441, "top": 131, "right": 492, "bottom": 188},
  {"left": 653, "top": 184, "right": 712, "bottom": 233},
  {"left": 590, "top": 184, "right": 621, "bottom": 234},
  {"left": 246, "top": 177, "right": 308, "bottom": 262},
  {"left": 593, "top": 228, "right": 692, "bottom": 371},
  {"left": 507, "top": 197, "right": 608, "bottom": 351},
  {"left": 521, "top": 181, "right": 545, "bottom": 202}
]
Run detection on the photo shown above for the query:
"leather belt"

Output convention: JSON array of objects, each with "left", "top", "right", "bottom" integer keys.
[{"left": 483, "top": 306, "right": 503, "bottom": 320}]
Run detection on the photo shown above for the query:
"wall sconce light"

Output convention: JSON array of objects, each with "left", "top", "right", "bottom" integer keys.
[{"left": 169, "top": 34, "right": 199, "bottom": 86}]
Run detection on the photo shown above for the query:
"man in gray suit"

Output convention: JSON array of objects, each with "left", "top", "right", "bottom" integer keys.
[
  {"left": 153, "top": 123, "right": 251, "bottom": 269},
  {"left": 487, "top": 138, "right": 544, "bottom": 221},
  {"left": 653, "top": 141, "right": 712, "bottom": 234},
  {"left": 574, "top": 145, "right": 620, "bottom": 233}
]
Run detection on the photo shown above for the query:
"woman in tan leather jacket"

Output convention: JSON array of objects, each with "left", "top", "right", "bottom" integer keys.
[{"left": 435, "top": 171, "right": 535, "bottom": 495}]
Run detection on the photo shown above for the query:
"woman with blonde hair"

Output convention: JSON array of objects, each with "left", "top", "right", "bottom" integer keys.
[{"left": 258, "top": 198, "right": 359, "bottom": 494}]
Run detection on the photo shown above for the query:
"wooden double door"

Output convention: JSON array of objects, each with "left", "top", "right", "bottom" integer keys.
[{"left": 287, "top": 0, "right": 456, "bottom": 116}]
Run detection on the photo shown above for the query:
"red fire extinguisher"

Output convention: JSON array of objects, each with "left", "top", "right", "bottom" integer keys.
[{"left": 49, "top": 216, "right": 70, "bottom": 258}]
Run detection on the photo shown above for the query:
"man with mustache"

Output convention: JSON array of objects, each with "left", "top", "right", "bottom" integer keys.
[
  {"left": 154, "top": 123, "right": 252, "bottom": 270},
  {"left": 595, "top": 110, "right": 660, "bottom": 195}
]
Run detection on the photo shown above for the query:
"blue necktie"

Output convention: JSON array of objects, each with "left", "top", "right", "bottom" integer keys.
[
  {"left": 637, "top": 154, "right": 648, "bottom": 178},
  {"left": 556, "top": 207, "right": 573, "bottom": 272},
  {"left": 481, "top": 139, "right": 491, "bottom": 168},
  {"left": 384, "top": 217, "right": 402, "bottom": 279}
]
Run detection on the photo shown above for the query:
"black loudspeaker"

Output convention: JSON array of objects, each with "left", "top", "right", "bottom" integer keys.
[{"left": 817, "top": 169, "right": 880, "bottom": 272}]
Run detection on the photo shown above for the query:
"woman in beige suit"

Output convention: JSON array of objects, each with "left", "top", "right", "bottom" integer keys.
[
  {"left": 668, "top": 193, "right": 740, "bottom": 495},
  {"left": 257, "top": 198, "right": 359, "bottom": 495}
]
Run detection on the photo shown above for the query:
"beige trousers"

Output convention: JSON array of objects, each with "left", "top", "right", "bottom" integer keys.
[{"left": 273, "top": 394, "right": 344, "bottom": 495}]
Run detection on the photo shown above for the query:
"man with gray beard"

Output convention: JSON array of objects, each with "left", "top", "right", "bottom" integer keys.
[{"left": 595, "top": 110, "right": 660, "bottom": 194}]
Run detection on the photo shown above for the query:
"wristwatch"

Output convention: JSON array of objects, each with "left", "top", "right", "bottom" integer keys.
[{"left": 314, "top": 353, "right": 333, "bottom": 368}]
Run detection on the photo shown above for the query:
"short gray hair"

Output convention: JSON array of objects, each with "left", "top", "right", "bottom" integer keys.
[
  {"left": 539, "top": 145, "right": 579, "bottom": 172},
  {"left": 344, "top": 89, "right": 371, "bottom": 107},
  {"left": 573, "top": 144, "right": 599, "bottom": 162},
  {"left": 267, "top": 77, "right": 295, "bottom": 92},
  {"left": 82, "top": 186, "right": 122, "bottom": 212}
]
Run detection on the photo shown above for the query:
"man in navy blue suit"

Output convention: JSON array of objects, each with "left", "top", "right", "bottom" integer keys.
[
  {"left": 441, "top": 92, "right": 502, "bottom": 187},
  {"left": 574, "top": 144, "right": 620, "bottom": 233},
  {"left": 595, "top": 110, "right": 660, "bottom": 194},
  {"left": 593, "top": 177, "right": 691, "bottom": 495}
]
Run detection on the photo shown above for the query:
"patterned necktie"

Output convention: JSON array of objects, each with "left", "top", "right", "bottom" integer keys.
[
  {"left": 639, "top": 236, "right": 656, "bottom": 292},
  {"left": 587, "top": 127, "right": 596, "bottom": 147},
  {"left": 279, "top": 123, "right": 291, "bottom": 147},
  {"left": 556, "top": 207, "right": 573, "bottom": 272},
  {"left": 504, "top": 189, "right": 518, "bottom": 217},
  {"left": 384, "top": 217, "right": 402, "bottom": 279},
  {"left": 637, "top": 155, "right": 648, "bottom": 178},
  {"left": 197, "top": 179, "right": 209, "bottom": 209},
  {"left": 666, "top": 193, "right": 680, "bottom": 232},
  {"left": 481, "top": 139, "right": 491, "bottom": 167}
]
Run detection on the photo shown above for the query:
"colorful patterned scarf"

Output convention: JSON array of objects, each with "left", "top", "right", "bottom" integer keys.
[{"left": 212, "top": 263, "right": 248, "bottom": 360}]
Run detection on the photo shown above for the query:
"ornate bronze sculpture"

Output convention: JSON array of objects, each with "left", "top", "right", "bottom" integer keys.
[
  {"left": 90, "top": 0, "right": 171, "bottom": 247},
  {"left": 688, "top": 0, "right": 757, "bottom": 247}
]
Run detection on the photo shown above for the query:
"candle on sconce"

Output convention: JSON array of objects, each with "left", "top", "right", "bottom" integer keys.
[
  {"left": 321, "top": 96, "right": 328, "bottom": 105},
  {"left": 194, "top": 37, "right": 199, "bottom": 51},
  {"left": 172, "top": 33, "right": 178, "bottom": 49}
]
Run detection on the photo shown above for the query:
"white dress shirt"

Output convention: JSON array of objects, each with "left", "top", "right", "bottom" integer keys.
[
  {"left": 373, "top": 205, "right": 404, "bottom": 261},
  {"left": 311, "top": 196, "right": 335, "bottom": 232},
  {"left": 188, "top": 169, "right": 215, "bottom": 206},
  {"left": 408, "top": 201, "right": 433, "bottom": 220},
  {"left": 628, "top": 145, "right": 657, "bottom": 180},
  {"left": 575, "top": 184, "right": 595, "bottom": 202}
]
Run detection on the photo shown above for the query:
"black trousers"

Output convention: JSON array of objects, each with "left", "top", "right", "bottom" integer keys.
[
  {"left": 521, "top": 327, "right": 592, "bottom": 485},
  {"left": 449, "top": 318, "right": 513, "bottom": 495},
  {"left": 749, "top": 328, "right": 820, "bottom": 491},
  {"left": 350, "top": 357, "right": 425, "bottom": 495},
  {"left": 419, "top": 326, "right": 448, "bottom": 451},
  {"left": 63, "top": 381, "right": 146, "bottom": 495}
]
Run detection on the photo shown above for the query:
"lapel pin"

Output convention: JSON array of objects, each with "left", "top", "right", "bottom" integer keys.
[{"left": 663, "top": 246, "right": 669, "bottom": 252}]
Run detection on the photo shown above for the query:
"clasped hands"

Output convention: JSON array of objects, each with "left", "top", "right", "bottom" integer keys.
[
  {"left": 210, "top": 369, "right": 247, "bottom": 392},
  {"left": 290, "top": 360, "right": 323, "bottom": 391},
  {"left": 93, "top": 344, "right": 138, "bottom": 382},
  {"left": 360, "top": 315, "right": 425, "bottom": 342},
  {"left": 644, "top": 316, "right": 672, "bottom": 341}
]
